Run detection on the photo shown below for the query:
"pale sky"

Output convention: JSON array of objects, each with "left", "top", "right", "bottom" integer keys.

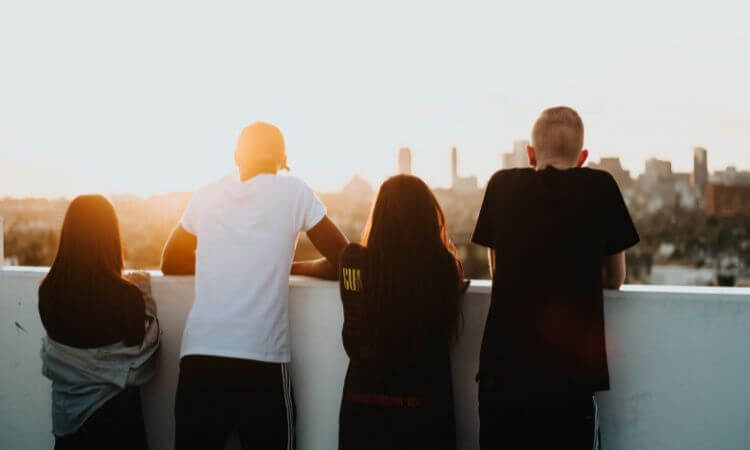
[{"left": 1, "top": 0, "right": 749, "bottom": 197}]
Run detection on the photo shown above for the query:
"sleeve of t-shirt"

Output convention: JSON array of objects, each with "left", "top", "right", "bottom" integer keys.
[
  {"left": 298, "top": 181, "right": 327, "bottom": 232},
  {"left": 472, "top": 173, "right": 500, "bottom": 248},
  {"left": 339, "top": 244, "right": 365, "bottom": 361},
  {"left": 603, "top": 174, "right": 640, "bottom": 256},
  {"left": 179, "top": 194, "right": 200, "bottom": 235}
]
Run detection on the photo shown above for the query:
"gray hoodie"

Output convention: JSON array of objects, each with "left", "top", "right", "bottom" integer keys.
[{"left": 40, "top": 300, "right": 160, "bottom": 436}]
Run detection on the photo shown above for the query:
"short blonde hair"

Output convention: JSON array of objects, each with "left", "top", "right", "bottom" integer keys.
[
  {"left": 235, "top": 121, "right": 287, "bottom": 170},
  {"left": 531, "top": 106, "right": 584, "bottom": 161}
]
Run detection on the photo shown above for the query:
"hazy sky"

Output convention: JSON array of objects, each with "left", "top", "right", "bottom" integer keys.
[{"left": 1, "top": 0, "right": 749, "bottom": 197}]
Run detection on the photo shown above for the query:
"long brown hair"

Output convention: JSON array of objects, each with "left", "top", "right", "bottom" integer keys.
[
  {"left": 360, "top": 175, "right": 464, "bottom": 375},
  {"left": 39, "top": 195, "right": 129, "bottom": 303}
]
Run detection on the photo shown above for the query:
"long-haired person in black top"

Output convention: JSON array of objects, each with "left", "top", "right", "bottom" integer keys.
[
  {"left": 338, "top": 175, "right": 466, "bottom": 450},
  {"left": 39, "top": 195, "right": 160, "bottom": 450}
]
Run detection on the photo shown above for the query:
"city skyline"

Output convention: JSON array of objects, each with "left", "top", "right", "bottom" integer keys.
[
  {"left": 2, "top": 1, "right": 749, "bottom": 197},
  {"left": 2, "top": 143, "right": 748, "bottom": 199}
]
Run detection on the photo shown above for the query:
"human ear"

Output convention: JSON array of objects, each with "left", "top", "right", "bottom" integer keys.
[
  {"left": 526, "top": 145, "right": 537, "bottom": 167},
  {"left": 576, "top": 149, "right": 589, "bottom": 168},
  {"left": 281, "top": 154, "right": 289, "bottom": 171}
]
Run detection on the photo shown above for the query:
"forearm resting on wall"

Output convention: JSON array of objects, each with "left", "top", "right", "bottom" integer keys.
[
  {"left": 290, "top": 216, "right": 349, "bottom": 280},
  {"left": 602, "top": 252, "right": 626, "bottom": 289},
  {"left": 291, "top": 258, "right": 338, "bottom": 280},
  {"left": 161, "top": 225, "right": 196, "bottom": 275}
]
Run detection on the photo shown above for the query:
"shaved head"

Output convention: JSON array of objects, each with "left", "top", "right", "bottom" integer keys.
[
  {"left": 235, "top": 121, "right": 287, "bottom": 172},
  {"left": 531, "top": 106, "right": 584, "bottom": 162}
]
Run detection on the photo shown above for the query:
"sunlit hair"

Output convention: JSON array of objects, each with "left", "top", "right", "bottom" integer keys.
[
  {"left": 39, "top": 195, "right": 129, "bottom": 303},
  {"left": 531, "top": 106, "right": 584, "bottom": 161},
  {"left": 360, "top": 175, "right": 465, "bottom": 376},
  {"left": 235, "top": 121, "right": 288, "bottom": 173}
]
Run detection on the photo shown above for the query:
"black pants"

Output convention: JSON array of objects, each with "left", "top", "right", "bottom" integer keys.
[
  {"left": 55, "top": 386, "right": 148, "bottom": 450},
  {"left": 339, "top": 399, "right": 457, "bottom": 450},
  {"left": 174, "top": 355, "right": 296, "bottom": 450},
  {"left": 479, "top": 387, "right": 599, "bottom": 450}
]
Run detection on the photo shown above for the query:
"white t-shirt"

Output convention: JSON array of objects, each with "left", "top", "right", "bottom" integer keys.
[{"left": 179, "top": 173, "right": 326, "bottom": 362}]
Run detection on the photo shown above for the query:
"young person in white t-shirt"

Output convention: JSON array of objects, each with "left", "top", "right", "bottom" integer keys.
[{"left": 161, "top": 121, "right": 349, "bottom": 450}]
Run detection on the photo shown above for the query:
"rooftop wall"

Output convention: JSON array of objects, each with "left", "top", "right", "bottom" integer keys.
[{"left": 1, "top": 268, "right": 749, "bottom": 450}]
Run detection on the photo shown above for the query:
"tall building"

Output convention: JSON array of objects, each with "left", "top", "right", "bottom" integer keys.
[
  {"left": 398, "top": 147, "right": 412, "bottom": 175},
  {"left": 711, "top": 166, "right": 750, "bottom": 186},
  {"left": 501, "top": 140, "right": 529, "bottom": 169},
  {"left": 451, "top": 146, "right": 458, "bottom": 183},
  {"left": 692, "top": 147, "right": 708, "bottom": 193},
  {"left": 450, "top": 147, "right": 478, "bottom": 193},
  {"left": 635, "top": 158, "right": 701, "bottom": 210},
  {"left": 643, "top": 158, "right": 673, "bottom": 183},
  {"left": 705, "top": 184, "right": 750, "bottom": 217},
  {"left": 588, "top": 157, "right": 633, "bottom": 188},
  {"left": 341, "top": 175, "right": 375, "bottom": 203}
]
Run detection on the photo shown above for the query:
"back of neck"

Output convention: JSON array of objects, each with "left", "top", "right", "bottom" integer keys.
[
  {"left": 535, "top": 161, "right": 576, "bottom": 171},
  {"left": 239, "top": 167, "right": 277, "bottom": 182}
]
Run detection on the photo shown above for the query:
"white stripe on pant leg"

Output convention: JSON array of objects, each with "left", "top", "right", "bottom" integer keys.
[
  {"left": 288, "top": 365, "right": 295, "bottom": 450},
  {"left": 287, "top": 365, "right": 293, "bottom": 450},
  {"left": 281, "top": 365, "right": 292, "bottom": 450},
  {"left": 280, "top": 365, "right": 288, "bottom": 450},
  {"left": 289, "top": 365, "right": 295, "bottom": 450},
  {"left": 283, "top": 364, "right": 295, "bottom": 450},
  {"left": 287, "top": 365, "right": 295, "bottom": 450},
  {"left": 291, "top": 368, "right": 295, "bottom": 450},
  {"left": 281, "top": 364, "right": 293, "bottom": 450},
  {"left": 592, "top": 395, "right": 599, "bottom": 450}
]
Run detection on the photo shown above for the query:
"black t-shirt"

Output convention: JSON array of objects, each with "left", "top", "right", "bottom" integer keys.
[
  {"left": 338, "top": 243, "right": 454, "bottom": 398},
  {"left": 472, "top": 167, "right": 639, "bottom": 393},
  {"left": 338, "top": 243, "right": 456, "bottom": 448},
  {"left": 39, "top": 280, "right": 147, "bottom": 349}
]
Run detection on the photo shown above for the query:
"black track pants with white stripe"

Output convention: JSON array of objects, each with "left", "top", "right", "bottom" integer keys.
[{"left": 174, "top": 355, "right": 296, "bottom": 450}]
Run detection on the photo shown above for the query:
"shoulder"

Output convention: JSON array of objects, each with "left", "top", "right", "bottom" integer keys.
[
  {"left": 485, "top": 168, "right": 533, "bottom": 193},
  {"left": 578, "top": 167, "right": 616, "bottom": 182},
  {"left": 578, "top": 167, "right": 620, "bottom": 193},
  {"left": 199, "top": 176, "right": 230, "bottom": 193},
  {"left": 488, "top": 168, "right": 533, "bottom": 184},
  {"left": 278, "top": 175, "right": 316, "bottom": 194},
  {"left": 261, "top": 175, "right": 316, "bottom": 201}
]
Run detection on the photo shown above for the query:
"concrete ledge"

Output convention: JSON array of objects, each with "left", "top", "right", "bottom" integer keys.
[{"left": 1, "top": 268, "right": 749, "bottom": 450}]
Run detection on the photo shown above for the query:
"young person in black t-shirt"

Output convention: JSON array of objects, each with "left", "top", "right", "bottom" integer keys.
[
  {"left": 338, "top": 175, "right": 467, "bottom": 450},
  {"left": 472, "top": 106, "right": 640, "bottom": 449}
]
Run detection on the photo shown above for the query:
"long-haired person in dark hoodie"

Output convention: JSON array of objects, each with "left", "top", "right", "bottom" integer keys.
[
  {"left": 38, "top": 195, "right": 160, "bottom": 450},
  {"left": 338, "top": 175, "right": 467, "bottom": 450}
]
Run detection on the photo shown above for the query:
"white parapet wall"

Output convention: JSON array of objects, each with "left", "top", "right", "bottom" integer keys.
[
  {"left": 0, "top": 217, "right": 4, "bottom": 267},
  {"left": 1, "top": 267, "right": 750, "bottom": 450}
]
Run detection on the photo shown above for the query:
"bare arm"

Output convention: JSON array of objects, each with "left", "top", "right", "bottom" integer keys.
[
  {"left": 487, "top": 248, "right": 496, "bottom": 279},
  {"left": 602, "top": 251, "right": 626, "bottom": 289},
  {"left": 160, "top": 225, "right": 197, "bottom": 275},
  {"left": 291, "top": 216, "right": 349, "bottom": 280},
  {"left": 124, "top": 271, "right": 156, "bottom": 317}
]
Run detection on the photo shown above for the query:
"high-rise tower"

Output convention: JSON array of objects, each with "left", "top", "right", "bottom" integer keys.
[
  {"left": 398, "top": 147, "right": 412, "bottom": 175},
  {"left": 450, "top": 146, "right": 478, "bottom": 193},
  {"left": 692, "top": 146, "right": 708, "bottom": 194},
  {"left": 501, "top": 140, "right": 530, "bottom": 169},
  {"left": 451, "top": 146, "right": 458, "bottom": 185}
]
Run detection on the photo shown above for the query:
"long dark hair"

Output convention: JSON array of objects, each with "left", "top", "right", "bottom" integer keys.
[
  {"left": 39, "top": 195, "right": 130, "bottom": 304},
  {"left": 360, "top": 175, "right": 464, "bottom": 374}
]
